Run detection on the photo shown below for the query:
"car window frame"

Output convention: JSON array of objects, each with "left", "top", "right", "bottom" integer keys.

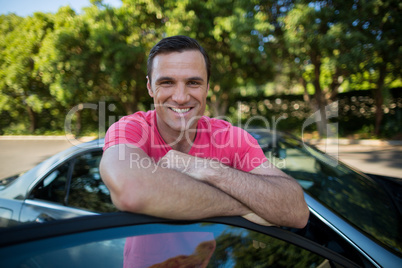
[
  {"left": 27, "top": 147, "right": 104, "bottom": 210},
  {"left": 0, "top": 212, "right": 363, "bottom": 268},
  {"left": 250, "top": 130, "right": 402, "bottom": 258}
]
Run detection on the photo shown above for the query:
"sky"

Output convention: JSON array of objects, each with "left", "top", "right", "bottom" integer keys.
[{"left": 0, "top": 0, "right": 122, "bottom": 17}]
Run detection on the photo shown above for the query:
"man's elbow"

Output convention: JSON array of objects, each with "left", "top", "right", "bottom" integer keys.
[
  {"left": 282, "top": 185, "right": 310, "bottom": 229},
  {"left": 293, "top": 203, "right": 310, "bottom": 229},
  {"left": 292, "top": 187, "right": 310, "bottom": 228},
  {"left": 109, "top": 185, "right": 146, "bottom": 213},
  {"left": 101, "top": 173, "right": 145, "bottom": 214}
]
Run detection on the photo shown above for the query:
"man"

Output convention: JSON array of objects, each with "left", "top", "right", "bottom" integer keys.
[
  {"left": 100, "top": 35, "right": 308, "bottom": 227},
  {"left": 100, "top": 36, "right": 309, "bottom": 266}
]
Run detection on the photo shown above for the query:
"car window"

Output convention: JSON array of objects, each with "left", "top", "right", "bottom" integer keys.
[
  {"left": 67, "top": 151, "right": 117, "bottom": 213},
  {"left": 257, "top": 132, "right": 402, "bottom": 255},
  {"left": 2, "top": 222, "right": 357, "bottom": 268},
  {"left": 30, "top": 149, "right": 117, "bottom": 213},
  {"left": 30, "top": 162, "right": 70, "bottom": 204}
]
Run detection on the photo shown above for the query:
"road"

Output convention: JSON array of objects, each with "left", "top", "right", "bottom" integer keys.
[
  {"left": 0, "top": 137, "right": 401, "bottom": 180},
  {"left": 316, "top": 143, "right": 402, "bottom": 179},
  {"left": 0, "top": 137, "right": 82, "bottom": 179}
]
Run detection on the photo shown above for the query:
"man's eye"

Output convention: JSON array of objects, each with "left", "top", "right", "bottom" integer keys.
[
  {"left": 161, "top": 81, "right": 173, "bottom": 85},
  {"left": 188, "top": 81, "right": 200, "bottom": 86}
]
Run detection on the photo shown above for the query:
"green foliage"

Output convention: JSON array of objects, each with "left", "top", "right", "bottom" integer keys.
[
  {"left": 160, "top": 0, "right": 275, "bottom": 116},
  {"left": 0, "top": 12, "right": 56, "bottom": 133},
  {"left": 0, "top": 0, "right": 400, "bottom": 137}
]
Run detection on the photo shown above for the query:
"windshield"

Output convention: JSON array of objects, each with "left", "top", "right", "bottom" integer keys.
[
  {"left": 0, "top": 173, "right": 24, "bottom": 190},
  {"left": 251, "top": 130, "right": 402, "bottom": 255}
]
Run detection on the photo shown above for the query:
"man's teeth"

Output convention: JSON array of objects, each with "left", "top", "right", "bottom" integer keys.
[{"left": 170, "top": 108, "right": 190, "bottom": 113}]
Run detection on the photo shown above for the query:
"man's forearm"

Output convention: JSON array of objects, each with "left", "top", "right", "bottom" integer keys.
[
  {"left": 208, "top": 168, "right": 308, "bottom": 228},
  {"left": 100, "top": 145, "right": 251, "bottom": 220},
  {"left": 162, "top": 150, "right": 309, "bottom": 228},
  {"left": 124, "top": 166, "right": 252, "bottom": 220}
]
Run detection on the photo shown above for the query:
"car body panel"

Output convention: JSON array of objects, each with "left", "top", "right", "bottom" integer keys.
[
  {"left": 0, "top": 198, "right": 22, "bottom": 227},
  {"left": 304, "top": 194, "right": 402, "bottom": 267},
  {"left": 19, "top": 199, "right": 96, "bottom": 223}
]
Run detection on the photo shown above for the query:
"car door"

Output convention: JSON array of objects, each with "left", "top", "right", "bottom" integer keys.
[
  {"left": 0, "top": 213, "right": 372, "bottom": 268},
  {"left": 19, "top": 148, "right": 115, "bottom": 223},
  {"left": 0, "top": 198, "right": 23, "bottom": 227}
]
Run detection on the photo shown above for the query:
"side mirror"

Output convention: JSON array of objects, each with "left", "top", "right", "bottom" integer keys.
[{"left": 274, "top": 148, "right": 287, "bottom": 159}]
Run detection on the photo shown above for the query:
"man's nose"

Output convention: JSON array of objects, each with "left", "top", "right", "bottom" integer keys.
[{"left": 172, "top": 84, "right": 190, "bottom": 104}]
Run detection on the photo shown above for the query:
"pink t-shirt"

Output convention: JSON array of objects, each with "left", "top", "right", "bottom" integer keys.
[
  {"left": 104, "top": 110, "right": 267, "bottom": 171},
  {"left": 103, "top": 110, "right": 268, "bottom": 267}
]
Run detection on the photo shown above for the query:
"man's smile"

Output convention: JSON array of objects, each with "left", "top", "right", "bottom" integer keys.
[{"left": 169, "top": 107, "right": 192, "bottom": 114}]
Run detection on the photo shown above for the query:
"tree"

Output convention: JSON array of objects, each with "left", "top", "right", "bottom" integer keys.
[
  {"left": 349, "top": 0, "right": 402, "bottom": 135},
  {"left": 282, "top": 3, "right": 327, "bottom": 136},
  {"left": 160, "top": 0, "right": 275, "bottom": 117},
  {"left": 0, "top": 13, "right": 55, "bottom": 133},
  {"left": 37, "top": 2, "right": 163, "bottom": 134},
  {"left": 282, "top": 0, "right": 401, "bottom": 137}
]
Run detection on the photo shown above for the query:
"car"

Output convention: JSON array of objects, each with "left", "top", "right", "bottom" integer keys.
[
  {"left": 0, "top": 211, "right": 368, "bottom": 268},
  {"left": 0, "top": 139, "right": 116, "bottom": 227},
  {"left": 0, "top": 131, "right": 401, "bottom": 267}
]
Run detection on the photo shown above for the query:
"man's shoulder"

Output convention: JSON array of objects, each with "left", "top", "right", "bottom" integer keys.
[
  {"left": 118, "top": 110, "right": 155, "bottom": 125},
  {"left": 199, "top": 116, "right": 232, "bottom": 129},
  {"left": 200, "top": 116, "right": 247, "bottom": 133}
]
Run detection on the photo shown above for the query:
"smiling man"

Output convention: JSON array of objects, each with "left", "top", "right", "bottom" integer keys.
[
  {"left": 148, "top": 49, "right": 208, "bottom": 153},
  {"left": 100, "top": 35, "right": 309, "bottom": 267},
  {"left": 100, "top": 35, "right": 309, "bottom": 228}
]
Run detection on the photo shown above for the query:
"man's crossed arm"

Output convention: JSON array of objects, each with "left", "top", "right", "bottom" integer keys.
[{"left": 100, "top": 144, "right": 309, "bottom": 228}]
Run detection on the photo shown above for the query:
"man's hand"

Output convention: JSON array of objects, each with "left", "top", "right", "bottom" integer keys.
[
  {"left": 158, "top": 149, "right": 309, "bottom": 228},
  {"left": 101, "top": 145, "right": 252, "bottom": 221},
  {"left": 242, "top": 213, "right": 275, "bottom": 226},
  {"left": 158, "top": 150, "right": 215, "bottom": 180},
  {"left": 102, "top": 145, "right": 308, "bottom": 228},
  {"left": 159, "top": 150, "right": 276, "bottom": 226}
]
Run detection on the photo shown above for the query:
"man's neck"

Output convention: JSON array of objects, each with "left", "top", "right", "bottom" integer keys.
[
  {"left": 161, "top": 129, "right": 196, "bottom": 153},
  {"left": 155, "top": 116, "right": 197, "bottom": 154}
]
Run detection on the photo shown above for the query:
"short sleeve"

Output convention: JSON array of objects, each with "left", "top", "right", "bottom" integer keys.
[
  {"left": 103, "top": 115, "right": 150, "bottom": 154},
  {"left": 231, "top": 127, "right": 268, "bottom": 172}
]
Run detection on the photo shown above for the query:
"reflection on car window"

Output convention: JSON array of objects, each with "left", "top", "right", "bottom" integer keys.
[
  {"left": 11, "top": 223, "right": 331, "bottom": 268},
  {"left": 67, "top": 151, "right": 117, "bottom": 213},
  {"left": 208, "top": 228, "right": 326, "bottom": 267},
  {"left": 30, "top": 150, "right": 117, "bottom": 213},
  {"left": 31, "top": 162, "right": 70, "bottom": 204},
  {"left": 258, "top": 132, "right": 402, "bottom": 254}
]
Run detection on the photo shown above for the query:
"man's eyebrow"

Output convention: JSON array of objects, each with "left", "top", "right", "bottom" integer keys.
[
  {"left": 155, "top": 76, "right": 174, "bottom": 84},
  {"left": 155, "top": 76, "right": 205, "bottom": 83},
  {"left": 187, "top": 77, "right": 205, "bottom": 82},
  {"left": 155, "top": 76, "right": 175, "bottom": 83}
]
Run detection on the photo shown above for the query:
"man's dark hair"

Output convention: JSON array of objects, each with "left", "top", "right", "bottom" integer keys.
[{"left": 147, "top": 35, "right": 211, "bottom": 83}]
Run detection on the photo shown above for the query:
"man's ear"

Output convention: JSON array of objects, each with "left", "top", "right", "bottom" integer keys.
[{"left": 146, "top": 76, "right": 154, "bottom": 97}]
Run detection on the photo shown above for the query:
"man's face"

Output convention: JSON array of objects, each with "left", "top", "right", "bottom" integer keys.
[{"left": 147, "top": 50, "right": 209, "bottom": 135}]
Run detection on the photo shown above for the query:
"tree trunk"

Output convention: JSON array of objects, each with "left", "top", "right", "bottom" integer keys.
[
  {"left": 329, "top": 68, "right": 342, "bottom": 101},
  {"left": 131, "top": 85, "right": 140, "bottom": 114},
  {"left": 209, "top": 89, "right": 229, "bottom": 118},
  {"left": 372, "top": 65, "right": 386, "bottom": 136},
  {"left": 75, "top": 109, "right": 82, "bottom": 136},
  {"left": 311, "top": 53, "right": 327, "bottom": 138},
  {"left": 301, "top": 77, "right": 310, "bottom": 103},
  {"left": 27, "top": 106, "right": 37, "bottom": 133}
]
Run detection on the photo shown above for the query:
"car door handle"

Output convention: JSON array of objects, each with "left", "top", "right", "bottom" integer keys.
[{"left": 35, "top": 213, "right": 55, "bottom": 223}]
